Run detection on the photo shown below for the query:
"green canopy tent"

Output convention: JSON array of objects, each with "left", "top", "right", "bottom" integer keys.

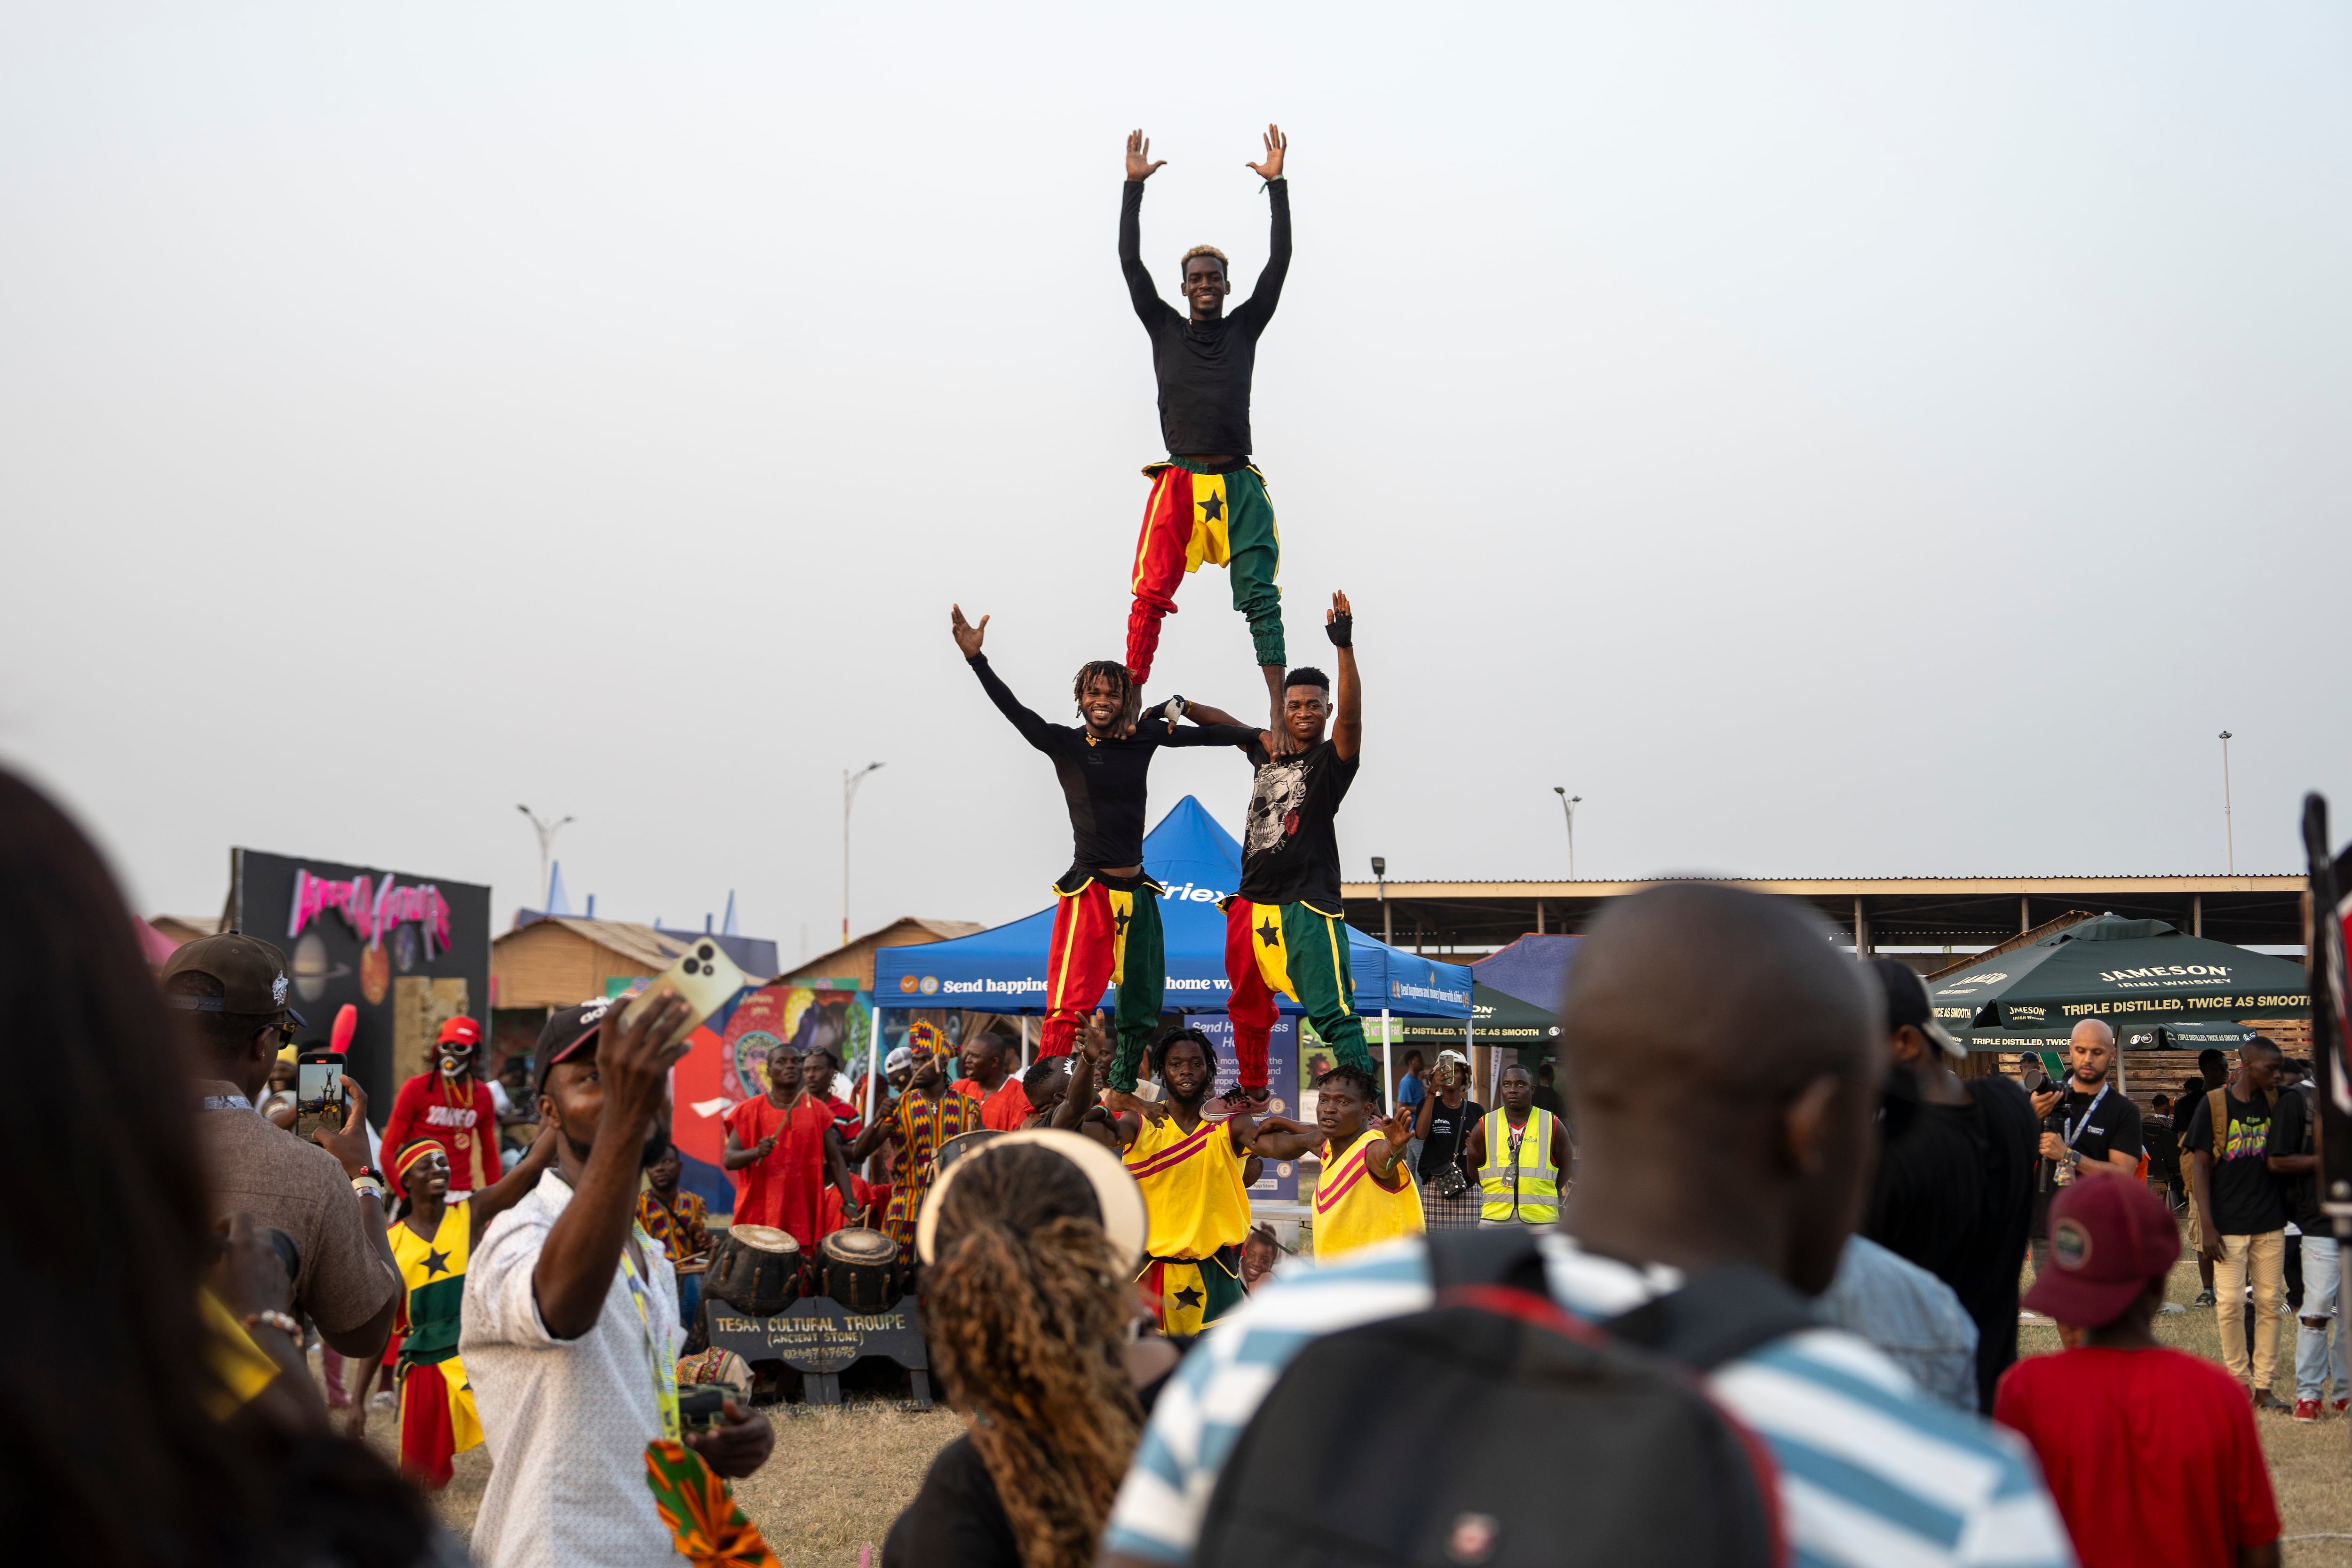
[{"left": 1929, "top": 915, "right": 2308, "bottom": 1054}]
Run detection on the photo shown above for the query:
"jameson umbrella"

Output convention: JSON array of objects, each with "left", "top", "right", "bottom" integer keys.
[{"left": 1929, "top": 915, "right": 2310, "bottom": 1052}]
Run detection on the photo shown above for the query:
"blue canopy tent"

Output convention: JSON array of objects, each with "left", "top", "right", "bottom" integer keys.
[{"left": 871, "top": 796, "right": 1472, "bottom": 1106}]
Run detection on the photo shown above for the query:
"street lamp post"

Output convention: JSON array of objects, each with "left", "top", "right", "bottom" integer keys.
[
  {"left": 1553, "top": 787, "right": 1582, "bottom": 879},
  {"left": 2219, "top": 732, "right": 2234, "bottom": 874},
  {"left": 516, "top": 804, "right": 574, "bottom": 912},
  {"left": 843, "top": 762, "right": 885, "bottom": 946},
  {"left": 1371, "top": 856, "right": 1390, "bottom": 946}
]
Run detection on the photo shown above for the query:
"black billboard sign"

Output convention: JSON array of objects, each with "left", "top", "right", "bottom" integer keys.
[{"left": 231, "top": 848, "right": 492, "bottom": 1107}]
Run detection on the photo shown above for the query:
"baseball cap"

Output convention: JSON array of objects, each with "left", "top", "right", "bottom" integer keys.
[
  {"left": 161, "top": 933, "right": 307, "bottom": 1027},
  {"left": 531, "top": 998, "right": 615, "bottom": 1102},
  {"left": 1867, "top": 957, "right": 1963, "bottom": 1059},
  {"left": 437, "top": 1015, "right": 483, "bottom": 1048},
  {"left": 2019, "top": 1175, "right": 2181, "bottom": 1326}
]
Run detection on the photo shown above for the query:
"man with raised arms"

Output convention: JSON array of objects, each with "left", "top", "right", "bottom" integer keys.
[
  {"left": 1253, "top": 1063, "right": 1422, "bottom": 1260},
  {"left": 951, "top": 605, "right": 1257, "bottom": 1096},
  {"left": 1120, "top": 124, "right": 1292, "bottom": 723},
  {"left": 1177, "top": 590, "right": 1366, "bottom": 1114}
]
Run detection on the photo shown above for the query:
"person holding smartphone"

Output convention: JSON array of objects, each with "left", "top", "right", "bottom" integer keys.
[{"left": 167, "top": 934, "right": 401, "bottom": 1368}]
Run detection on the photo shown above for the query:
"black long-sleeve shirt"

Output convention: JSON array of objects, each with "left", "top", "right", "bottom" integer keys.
[
  {"left": 1120, "top": 178, "right": 1290, "bottom": 458},
  {"left": 969, "top": 653, "right": 1258, "bottom": 873}
]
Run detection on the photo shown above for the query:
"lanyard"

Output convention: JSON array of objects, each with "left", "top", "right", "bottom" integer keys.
[
  {"left": 617, "top": 1227, "right": 681, "bottom": 1442},
  {"left": 2062, "top": 1084, "right": 2111, "bottom": 1150}
]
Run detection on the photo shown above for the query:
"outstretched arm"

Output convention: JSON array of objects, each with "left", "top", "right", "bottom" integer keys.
[
  {"left": 1120, "top": 131, "right": 1176, "bottom": 326},
  {"left": 954, "top": 605, "right": 1059, "bottom": 751},
  {"left": 1327, "top": 591, "right": 1360, "bottom": 761},
  {"left": 1233, "top": 125, "right": 1290, "bottom": 326},
  {"left": 469, "top": 1124, "right": 562, "bottom": 1245},
  {"left": 1168, "top": 698, "right": 1272, "bottom": 753},
  {"left": 1248, "top": 1114, "right": 1321, "bottom": 1161}
]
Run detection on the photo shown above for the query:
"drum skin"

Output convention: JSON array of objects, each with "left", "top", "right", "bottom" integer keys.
[
  {"left": 709, "top": 1224, "right": 801, "bottom": 1316},
  {"left": 821, "top": 1226, "right": 901, "bottom": 1311}
]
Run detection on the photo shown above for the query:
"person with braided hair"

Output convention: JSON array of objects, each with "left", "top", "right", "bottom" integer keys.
[
  {"left": 951, "top": 604, "right": 1257, "bottom": 1093},
  {"left": 886, "top": 1132, "right": 1150, "bottom": 1568}
]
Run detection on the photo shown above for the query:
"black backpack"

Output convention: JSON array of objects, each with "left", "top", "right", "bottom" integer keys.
[{"left": 1193, "top": 1230, "right": 1812, "bottom": 1568}]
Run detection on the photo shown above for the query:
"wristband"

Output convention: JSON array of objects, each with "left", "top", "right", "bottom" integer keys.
[
  {"left": 244, "top": 1310, "right": 301, "bottom": 1337},
  {"left": 1160, "top": 695, "right": 1187, "bottom": 724},
  {"left": 1324, "top": 614, "right": 1352, "bottom": 649},
  {"left": 351, "top": 1178, "right": 387, "bottom": 1201}
]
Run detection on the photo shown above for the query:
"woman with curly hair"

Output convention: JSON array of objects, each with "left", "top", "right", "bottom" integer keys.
[{"left": 885, "top": 1131, "right": 1152, "bottom": 1568}]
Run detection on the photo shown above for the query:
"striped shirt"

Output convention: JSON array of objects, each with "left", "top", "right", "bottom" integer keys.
[{"left": 1102, "top": 1234, "right": 2075, "bottom": 1568}]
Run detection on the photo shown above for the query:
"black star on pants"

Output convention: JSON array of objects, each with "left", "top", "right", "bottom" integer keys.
[
  {"left": 1197, "top": 492, "right": 1225, "bottom": 523},
  {"left": 1256, "top": 918, "right": 1282, "bottom": 949},
  {"left": 1113, "top": 908, "right": 1132, "bottom": 936},
  {"left": 1173, "top": 1284, "right": 1206, "bottom": 1310},
  {"left": 420, "top": 1247, "right": 452, "bottom": 1278}
]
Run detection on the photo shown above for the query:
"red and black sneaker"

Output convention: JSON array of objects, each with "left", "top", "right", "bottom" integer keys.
[{"left": 1207, "top": 1084, "right": 1272, "bottom": 1121}]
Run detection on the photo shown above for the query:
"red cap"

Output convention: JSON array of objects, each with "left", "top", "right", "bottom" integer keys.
[
  {"left": 2019, "top": 1175, "right": 2181, "bottom": 1326},
  {"left": 436, "top": 1015, "right": 482, "bottom": 1048}
]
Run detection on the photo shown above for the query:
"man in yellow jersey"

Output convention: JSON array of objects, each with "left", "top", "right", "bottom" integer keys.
[
  {"left": 1464, "top": 1062, "right": 1571, "bottom": 1229},
  {"left": 1256, "top": 1064, "right": 1422, "bottom": 1259},
  {"left": 367, "top": 1127, "right": 557, "bottom": 1487},
  {"left": 1101, "top": 1027, "right": 1277, "bottom": 1331}
]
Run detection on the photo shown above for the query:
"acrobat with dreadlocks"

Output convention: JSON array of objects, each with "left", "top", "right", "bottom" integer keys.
[
  {"left": 1118, "top": 124, "right": 1292, "bottom": 728},
  {"left": 951, "top": 604, "right": 1260, "bottom": 1092}
]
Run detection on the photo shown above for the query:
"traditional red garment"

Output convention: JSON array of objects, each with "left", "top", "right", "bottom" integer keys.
[
  {"left": 951, "top": 1075, "right": 1032, "bottom": 1132},
  {"left": 723, "top": 1094, "right": 835, "bottom": 1248},
  {"left": 381, "top": 1071, "right": 500, "bottom": 1194}
]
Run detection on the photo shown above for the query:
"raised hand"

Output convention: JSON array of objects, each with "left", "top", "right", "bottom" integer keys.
[
  {"left": 1126, "top": 129, "right": 1166, "bottom": 182},
  {"left": 1246, "top": 123, "right": 1287, "bottom": 181},
  {"left": 1325, "top": 588, "right": 1352, "bottom": 645},
  {"left": 950, "top": 604, "right": 989, "bottom": 659}
]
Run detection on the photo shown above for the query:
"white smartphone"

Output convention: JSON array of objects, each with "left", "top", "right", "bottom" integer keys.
[{"left": 621, "top": 938, "right": 751, "bottom": 1049}]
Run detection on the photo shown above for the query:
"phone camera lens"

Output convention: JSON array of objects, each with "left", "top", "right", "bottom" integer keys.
[
  {"left": 698, "top": 944, "right": 715, "bottom": 961},
  {"left": 683, "top": 959, "right": 702, "bottom": 975}
]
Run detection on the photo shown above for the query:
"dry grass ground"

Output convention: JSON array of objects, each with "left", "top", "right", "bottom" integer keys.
[{"left": 349, "top": 1232, "right": 2352, "bottom": 1567}]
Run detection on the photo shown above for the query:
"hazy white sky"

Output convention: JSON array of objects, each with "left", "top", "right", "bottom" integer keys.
[{"left": 4, "top": 3, "right": 2346, "bottom": 962}]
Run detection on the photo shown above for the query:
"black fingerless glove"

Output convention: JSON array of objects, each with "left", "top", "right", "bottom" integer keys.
[{"left": 1325, "top": 614, "right": 1352, "bottom": 649}]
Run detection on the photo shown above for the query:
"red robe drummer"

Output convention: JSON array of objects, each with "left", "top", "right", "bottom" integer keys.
[
  {"left": 382, "top": 1016, "right": 501, "bottom": 1198},
  {"left": 723, "top": 1037, "right": 861, "bottom": 1250}
]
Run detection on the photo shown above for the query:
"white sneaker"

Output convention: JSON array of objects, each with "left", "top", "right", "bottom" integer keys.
[{"left": 370, "top": 1391, "right": 394, "bottom": 1409}]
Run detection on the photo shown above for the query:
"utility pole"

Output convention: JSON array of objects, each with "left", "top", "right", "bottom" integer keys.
[
  {"left": 1371, "top": 856, "right": 1391, "bottom": 946},
  {"left": 2219, "top": 732, "right": 2234, "bottom": 874},
  {"left": 1554, "top": 787, "right": 1582, "bottom": 878},
  {"left": 843, "top": 762, "right": 885, "bottom": 946},
  {"left": 516, "top": 804, "right": 574, "bottom": 912}
]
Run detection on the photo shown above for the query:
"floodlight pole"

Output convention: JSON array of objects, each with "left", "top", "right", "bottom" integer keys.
[
  {"left": 1554, "top": 787, "right": 1582, "bottom": 878},
  {"left": 843, "top": 762, "right": 885, "bottom": 946},
  {"left": 516, "top": 804, "right": 574, "bottom": 913},
  {"left": 2219, "top": 732, "right": 2234, "bottom": 874}
]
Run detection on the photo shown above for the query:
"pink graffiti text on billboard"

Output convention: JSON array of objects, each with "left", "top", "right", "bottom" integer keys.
[{"left": 287, "top": 868, "right": 453, "bottom": 957}]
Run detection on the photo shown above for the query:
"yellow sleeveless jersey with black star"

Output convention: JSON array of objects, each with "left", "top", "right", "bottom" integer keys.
[
  {"left": 1125, "top": 1112, "right": 1253, "bottom": 1262},
  {"left": 390, "top": 1200, "right": 472, "bottom": 1366}
]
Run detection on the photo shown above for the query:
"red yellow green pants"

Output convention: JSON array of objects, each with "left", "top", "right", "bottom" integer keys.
[
  {"left": 1125, "top": 459, "right": 1284, "bottom": 685},
  {"left": 396, "top": 1354, "right": 483, "bottom": 1491},
  {"left": 1222, "top": 896, "right": 1370, "bottom": 1092},
  {"left": 1041, "top": 873, "right": 1167, "bottom": 1091}
]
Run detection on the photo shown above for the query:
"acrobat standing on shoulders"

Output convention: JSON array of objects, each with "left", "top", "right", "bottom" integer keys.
[{"left": 1120, "top": 124, "right": 1291, "bottom": 726}]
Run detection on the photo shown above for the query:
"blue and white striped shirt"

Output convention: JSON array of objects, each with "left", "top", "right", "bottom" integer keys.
[{"left": 1103, "top": 1234, "right": 2074, "bottom": 1568}]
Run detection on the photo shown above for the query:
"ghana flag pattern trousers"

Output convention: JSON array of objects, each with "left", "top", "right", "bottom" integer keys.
[
  {"left": 1041, "top": 872, "right": 1167, "bottom": 1092},
  {"left": 1222, "top": 895, "right": 1372, "bottom": 1092},
  {"left": 1125, "top": 458, "right": 1285, "bottom": 685}
]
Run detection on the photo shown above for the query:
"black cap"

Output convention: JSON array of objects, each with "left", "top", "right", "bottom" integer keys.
[
  {"left": 1868, "top": 957, "right": 1963, "bottom": 1059},
  {"left": 532, "top": 997, "right": 616, "bottom": 1103},
  {"left": 162, "top": 933, "right": 308, "bottom": 1026}
]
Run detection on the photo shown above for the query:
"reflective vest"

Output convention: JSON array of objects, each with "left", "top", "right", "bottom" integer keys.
[{"left": 1478, "top": 1107, "right": 1560, "bottom": 1224}]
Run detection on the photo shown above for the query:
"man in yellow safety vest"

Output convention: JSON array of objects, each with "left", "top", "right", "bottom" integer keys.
[{"left": 1466, "top": 1062, "right": 1571, "bottom": 1226}]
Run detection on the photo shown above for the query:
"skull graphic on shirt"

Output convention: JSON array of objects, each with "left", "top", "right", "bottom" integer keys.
[{"left": 1246, "top": 757, "right": 1311, "bottom": 860}]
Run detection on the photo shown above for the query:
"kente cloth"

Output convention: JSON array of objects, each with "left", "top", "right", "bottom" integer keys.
[
  {"left": 637, "top": 1188, "right": 711, "bottom": 1265},
  {"left": 1126, "top": 459, "right": 1284, "bottom": 681},
  {"left": 1138, "top": 1247, "right": 1247, "bottom": 1335},
  {"left": 382, "top": 1071, "right": 501, "bottom": 1194},
  {"left": 643, "top": 1439, "right": 782, "bottom": 1568},
  {"left": 881, "top": 1090, "right": 984, "bottom": 1251},
  {"left": 723, "top": 1094, "right": 835, "bottom": 1249},
  {"left": 396, "top": 1355, "right": 483, "bottom": 1490}
]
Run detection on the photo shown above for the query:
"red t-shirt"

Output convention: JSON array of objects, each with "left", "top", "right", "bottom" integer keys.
[
  {"left": 723, "top": 1095, "right": 837, "bottom": 1249},
  {"left": 381, "top": 1073, "right": 501, "bottom": 1194},
  {"left": 1994, "top": 1346, "right": 2278, "bottom": 1568},
  {"left": 951, "top": 1076, "right": 1031, "bottom": 1133}
]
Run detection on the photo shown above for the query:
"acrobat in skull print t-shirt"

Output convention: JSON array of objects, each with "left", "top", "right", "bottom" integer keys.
[{"left": 1235, "top": 737, "right": 1358, "bottom": 910}]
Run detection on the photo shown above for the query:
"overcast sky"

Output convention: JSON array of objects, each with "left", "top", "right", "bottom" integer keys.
[{"left": 5, "top": 4, "right": 2347, "bottom": 962}]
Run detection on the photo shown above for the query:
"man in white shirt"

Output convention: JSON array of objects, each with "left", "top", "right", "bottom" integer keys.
[{"left": 464, "top": 994, "right": 775, "bottom": 1568}]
